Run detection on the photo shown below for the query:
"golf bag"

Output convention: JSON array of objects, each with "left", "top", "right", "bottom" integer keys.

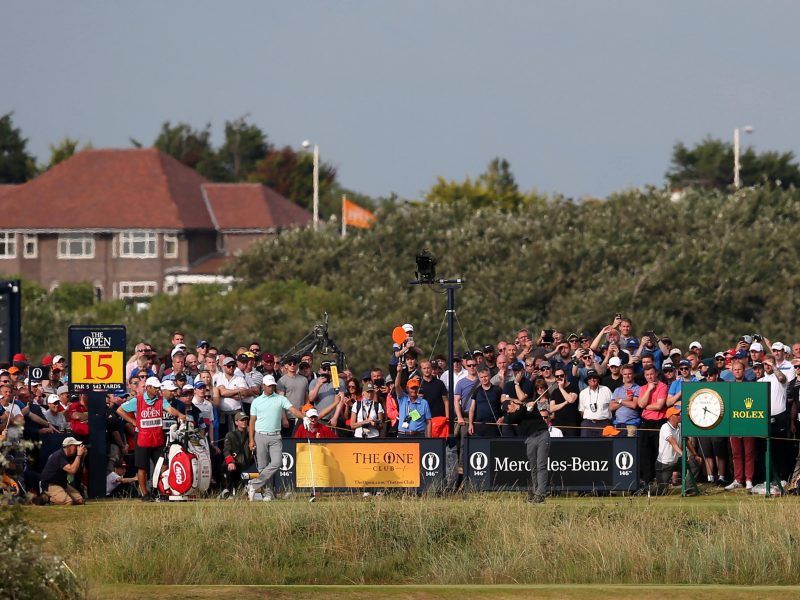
[{"left": 154, "top": 422, "right": 212, "bottom": 501}]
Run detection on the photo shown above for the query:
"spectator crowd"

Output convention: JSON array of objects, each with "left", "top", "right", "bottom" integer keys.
[{"left": 2, "top": 314, "right": 799, "bottom": 504}]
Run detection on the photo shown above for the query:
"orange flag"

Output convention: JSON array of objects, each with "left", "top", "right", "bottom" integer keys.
[{"left": 342, "top": 196, "right": 376, "bottom": 229}]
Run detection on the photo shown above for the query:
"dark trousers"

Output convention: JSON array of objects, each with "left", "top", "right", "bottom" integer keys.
[
  {"left": 640, "top": 418, "right": 664, "bottom": 484},
  {"left": 770, "top": 413, "right": 791, "bottom": 482},
  {"left": 581, "top": 418, "right": 610, "bottom": 437}
]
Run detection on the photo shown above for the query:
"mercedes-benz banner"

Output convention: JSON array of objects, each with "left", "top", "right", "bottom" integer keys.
[{"left": 465, "top": 437, "right": 639, "bottom": 492}]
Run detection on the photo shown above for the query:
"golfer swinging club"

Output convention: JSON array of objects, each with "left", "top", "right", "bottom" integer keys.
[
  {"left": 247, "top": 375, "right": 304, "bottom": 502},
  {"left": 504, "top": 381, "right": 551, "bottom": 503}
]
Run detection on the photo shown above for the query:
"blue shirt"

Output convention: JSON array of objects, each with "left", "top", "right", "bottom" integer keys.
[
  {"left": 667, "top": 377, "right": 697, "bottom": 409},
  {"left": 120, "top": 391, "right": 169, "bottom": 413},
  {"left": 611, "top": 384, "right": 641, "bottom": 425},
  {"left": 397, "top": 395, "right": 431, "bottom": 434}
]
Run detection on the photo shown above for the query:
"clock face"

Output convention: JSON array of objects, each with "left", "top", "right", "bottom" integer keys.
[{"left": 687, "top": 389, "right": 725, "bottom": 429}]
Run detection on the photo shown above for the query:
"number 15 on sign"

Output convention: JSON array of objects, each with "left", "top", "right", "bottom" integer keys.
[{"left": 70, "top": 352, "right": 124, "bottom": 384}]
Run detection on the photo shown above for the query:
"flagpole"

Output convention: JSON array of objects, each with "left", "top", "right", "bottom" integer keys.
[{"left": 341, "top": 195, "right": 346, "bottom": 238}]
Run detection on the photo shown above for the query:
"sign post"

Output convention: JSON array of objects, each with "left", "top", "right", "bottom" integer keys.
[
  {"left": 68, "top": 325, "right": 126, "bottom": 499},
  {"left": 682, "top": 382, "right": 771, "bottom": 497}
]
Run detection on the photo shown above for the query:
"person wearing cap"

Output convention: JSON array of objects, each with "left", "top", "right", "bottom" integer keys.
[
  {"left": 638, "top": 364, "right": 669, "bottom": 485},
  {"left": 192, "top": 380, "right": 215, "bottom": 435},
  {"left": 504, "top": 372, "right": 551, "bottom": 503},
  {"left": 117, "top": 376, "right": 183, "bottom": 501},
  {"left": 220, "top": 411, "right": 253, "bottom": 498},
  {"left": 349, "top": 383, "right": 384, "bottom": 438},
  {"left": 601, "top": 356, "right": 624, "bottom": 392},
  {"left": 43, "top": 394, "right": 68, "bottom": 432},
  {"left": 666, "top": 359, "right": 698, "bottom": 410},
  {"left": 276, "top": 356, "right": 309, "bottom": 435},
  {"left": 39, "top": 437, "right": 87, "bottom": 505},
  {"left": 247, "top": 375, "right": 304, "bottom": 501},
  {"left": 759, "top": 356, "right": 791, "bottom": 483},
  {"left": 163, "top": 347, "right": 194, "bottom": 385},
  {"left": 106, "top": 460, "right": 137, "bottom": 497},
  {"left": 766, "top": 341, "right": 796, "bottom": 383},
  {"left": 726, "top": 360, "right": 757, "bottom": 490},
  {"left": 578, "top": 370, "right": 612, "bottom": 437},
  {"left": 482, "top": 345, "right": 497, "bottom": 373},
  {"left": 228, "top": 352, "right": 260, "bottom": 414},
  {"left": 174, "top": 384, "right": 206, "bottom": 433},
  {"left": 258, "top": 352, "right": 278, "bottom": 379},
  {"left": 395, "top": 377, "right": 431, "bottom": 437},
  {"left": 296, "top": 407, "right": 337, "bottom": 439},
  {"left": 655, "top": 407, "right": 700, "bottom": 495},
  {"left": 688, "top": 341, "right": 703, "bottom": 360},
  {"left": 66, "top": 393, "right": 90, "bottom": 440},
  {"left": 213, "top": 355, "right": 249, "bottom": 437},
  {"left": 390, "top": 323, "right": 418, "bottom": 377},
  {"left": 440, "top": 355, "right": 466, "bottom": 392}
]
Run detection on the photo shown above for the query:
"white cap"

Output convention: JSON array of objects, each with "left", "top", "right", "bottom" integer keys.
[
  {"left": 182, "top": 384, "right": 194, "bottom": 392},
  {"left": 263, "top": 374, "right": 277, "bottom": 387},
  {"left": 771, "top": 341, "right": 784, "bottom": 351},
  {"left": 402, "top": 323, "right": 414, "bottom": 333},
  {"left": 783, "top": 344, "right": 791, "bottom": 354},
  {"left": 750, "top": 342, "right": 763, "bottom": 353},
  {"left": 689, "top": 341, "right": 702, "bottom": 350},
  {"left": 608, "top": 357, "right": 622, "bottom": 367},
  {"left": 305, "top": 408, "right": 319, "bottom": 417},
  {"left": 53, "top": 355, "right": 65, "bottom": 364},
  {"left": 145, "top": 376, "right": 162, "bottom": 388},
  {"left": 670, "top": 348, "right": 682, "bottom": 357},
  {"left": 46, "top": 394, "right": 59, "bottom": 404},
  {"left": 171, "top": 346, "right": 186, "bottom": 358},
  {"left": 161, "top": 380, "right": 178, "bottom": 391},
  {"left": 62, "top": 437, "right": 82, "bottom": 447}
]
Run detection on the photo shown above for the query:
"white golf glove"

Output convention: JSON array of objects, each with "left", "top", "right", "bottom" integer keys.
[{"left": 303, "top": 417, "right": 311, "bottom": 428}]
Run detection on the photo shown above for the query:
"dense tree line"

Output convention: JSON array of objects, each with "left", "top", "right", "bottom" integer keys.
[{"left": 21, "top": 183, "right": 800, "bottom": 375}]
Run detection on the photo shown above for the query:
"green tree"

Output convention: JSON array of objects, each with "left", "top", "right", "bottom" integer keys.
[
  {"left": 427, "top": 157, "right": 541, "bottom": 210},
  {"left": 249, "top": 145, "right": 338, "bottom": 213},
  {"left": 217, "top": 116, "right": 270, "bottom": 181},
  {"left": 153, "top": 121, "right": 227, "bottom": 181},
  {"left": 666, "top": 137, "right": 800, "bottom": 190},
  {"left": 43, "top": 137, "right": 92, "bottom": 171},
  {"left": 0, "top": 112, "right": 36, "bottom": 183}
]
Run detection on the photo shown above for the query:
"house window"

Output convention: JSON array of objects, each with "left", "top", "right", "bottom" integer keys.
[
  {"left": 164, "top": 233, "right": 179, "bottom": 259},
  {"left": 118, "top": 281, "right": 157, "bottom": 299},
  {"left": 23, "top": 234, "right": 37, "bottom": 258},
  {"left": 0, "top": 233, "right": 16, "bottom": 259},
  {"left": 120, "top": 231, "right": 157, "bottom": 258},
  {"left": 164, "top": 280, "right": 179, "bottom": 295},
  {"left": 58, "top": 234, "right": 94, "bottom": 259}
]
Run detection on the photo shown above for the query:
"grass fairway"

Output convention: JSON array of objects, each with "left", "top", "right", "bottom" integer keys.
[{"left": 23, "top": 492, "right": 800, "bottom": 597}]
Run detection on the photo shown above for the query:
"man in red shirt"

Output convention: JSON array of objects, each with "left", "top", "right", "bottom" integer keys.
[
  {"left": 67, "top": 394, "right": 90, "bottom": 440},
  {"left": 294, "top": 408, "right": 336, "bottom": 439},
  {"left": 638, "top": 364, "right": 668, "bottom": 486}
]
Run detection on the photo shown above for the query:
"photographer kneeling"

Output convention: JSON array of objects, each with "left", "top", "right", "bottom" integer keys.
[{"left": 40, "top": 437, "right": 86, "bottom": 506}]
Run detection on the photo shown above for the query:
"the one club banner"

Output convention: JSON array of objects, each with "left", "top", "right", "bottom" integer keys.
[{"left": 342, "top": 197, "right": 376, "bottom": 229}]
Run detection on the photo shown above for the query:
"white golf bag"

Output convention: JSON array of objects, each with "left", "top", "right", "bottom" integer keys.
[{"left": 153, "top": 422, "right": 212, "bottom": 501}]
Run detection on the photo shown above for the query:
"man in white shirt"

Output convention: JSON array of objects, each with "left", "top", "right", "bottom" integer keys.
[
  {"left": 43, "top": 394, "right": 68, "bottom": 431},
  {"left": 758, "top": 357, "right": 790, "bottom": 482},
  {"left": 440, "top": 356, "right": 467, "bottom": 391},
  {"left": 214, "top": 356, "right": 249, "bottom": 436},
  {"left": 578, "top": 370, "right": 612, "bottom": 437},
  {"left": 769, "top": 342, "right": 796, "bottom": 383}
]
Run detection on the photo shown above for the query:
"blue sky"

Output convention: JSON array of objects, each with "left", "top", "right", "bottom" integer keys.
[{"left": 2, "top": 1, "right": 797, "bottom": 200}]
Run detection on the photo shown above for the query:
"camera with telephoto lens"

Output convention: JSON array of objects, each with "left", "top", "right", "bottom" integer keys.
[{"left": 752, "top": 334, "right": 762, "bottom": 342}]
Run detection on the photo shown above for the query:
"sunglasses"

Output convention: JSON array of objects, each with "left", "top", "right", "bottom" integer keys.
[
  {"left": 556, "top": 375, "right": 565, "bottom": 379},
  {"left": 465, "top": 363, "right": 476, "bottom": 368}
]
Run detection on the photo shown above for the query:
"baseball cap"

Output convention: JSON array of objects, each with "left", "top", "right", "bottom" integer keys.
[
  {"left": 262, "top": 353, "right": 275, "bottom": 362},
  {"left": 196, "top": 340, "right": 208, "bottom": 348},
  {"left": 284, "top": 355, "right": 299, "bottom": 365},
  {"left": 62, "top": 437, "right": 82, "bottom": 447},
  {"left": 750, "top": 342, "right": 763, "bottom": 353},
  {"left": 511, "top": 361, "right": 525, "bottom": 372},
  {"left": 221, "top": 356, "right": 236, "bottom": 366},
  {"left": 586, "top": 369, "right": 600, "bottom": 380},
  {"left": 263, "top": 374, "right": 277, "bottom": 387},
  {"left": 402, "top": 323, "right": 414, "bottom": 333},
  {"left": 305, "top": 408, "right": 319, "bottom": 418},
  {"left": 666, "top": 407, "right": 681, "bottom": 418},
  {"left": 364, "top": 382, "right": 375, "bottom": 392},
  {"left": 608, "top": 357, "right": 622, "bottom": 367},
  {"left": 662, "top": 360, "right": 675, "bottom": 371},
  {"left": 626, "top": 338, "right": 640, "bottom": 349},
  {"left": 8, "top": 366, "right": 19, "bottom": 374},
  {"left": 752, "top": 361, "right": 764, "bottom": 369},
  {"left": 462, "top": 351, "right": 473, "bottom": 360},
  {"left": 669, "top": 348, "right": 682, "bottom": 357},
  {"left": 406, "top": 378, "right": 421, "bottom": 389},
  {"left": 193, "top": 380, "right": 207, "bottom": 389},
  {"left": 689, "top": 341, "right": 702, "bottom": 350},
  {"left": 12, "top": 353, "right": 28, "bottom": 364},
  {"left": 170, "top": 347, "right": 186, "bottom": 358},
  {"left": 660, "top": 336, "right": 672, "bottom": 345},
  {"left": 482, "top": 344, "right": 495, "bottom": 353},
  {"left": 145, "top": 376, "right": 162, "bottom": 388},
  {"left": 472, "top": 349, "right": 484, "bottom": 356},
  {"left": 714, "top": 352, "right": 725, "bottom": 359},
  {"left": 567, "top": 332, "right": 579, "bottom": 341},
  {"left": 56, "top": 385, "right": 69, "bottom": 395},
  {"left": 41, "top": 355, "right": 53, "bottom": 366},
  {"left": 602, "top": 425, "right": 622, "bottom": 437},
  {"left": 114, "top": 390, "right": 129, "bottom": 398},
  {"left": 734, "top": 350, "right": 748, "bottom": 359},
  {"left": 54, "top": 355, "right": 66, "bottom": 363},
  {"left": 181, "top": 384, "right": 194, "bottom": 393},
  {"left": 234, "top": 411, "right": 248, "bottom": 422},
  {"left": 46, "top": 394, "right": 59, "bottom": 404},
  {"left": 161, "top": 379, "right": 178, "bottom": 391},
  {"left": 236, "top": 353, "right": 249, "bottom": 363},
  {"left": 320, "top": 360, "right": 333, "bottom": 369},
  {"left": 678, "top": 359, "right": 691, "bottom": 367},
  {"left": 771, "top": 342, "right": 784, "bottom": 351}
]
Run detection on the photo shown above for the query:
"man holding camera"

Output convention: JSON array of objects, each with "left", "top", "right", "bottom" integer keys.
[{"left": 40, "top": 437, "right": 86, "bottom": 505}]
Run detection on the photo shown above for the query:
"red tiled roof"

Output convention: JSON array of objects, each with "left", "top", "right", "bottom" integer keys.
[
  {"left": 0, "top": 148, "right": 214, "bottom": 230},
  {"left": 0, "top": 185, "right": 18, "bottom": 199},
  {"left": 202, "top": 183, "right": 312, "bottom": 231},
  {"left": 188, "top": 254, "right": 232, "bottom": 275}
]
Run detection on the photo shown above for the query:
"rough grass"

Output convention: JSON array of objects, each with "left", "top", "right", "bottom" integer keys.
[{"left": 24, "top": 494, "right": 800, "bottom": 587}]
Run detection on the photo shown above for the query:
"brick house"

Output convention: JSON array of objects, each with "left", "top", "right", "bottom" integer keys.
[{"left": 0, "top": 148, "right": 311, "bottom": 299}]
